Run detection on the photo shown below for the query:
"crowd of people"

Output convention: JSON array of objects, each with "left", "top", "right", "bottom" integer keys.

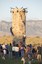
[{"left": 0, "top": 41, "right": 42, "bottom": 64}]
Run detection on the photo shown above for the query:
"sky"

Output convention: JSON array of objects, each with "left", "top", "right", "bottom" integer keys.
[{"left": 0, "top": 0, "right": 42, "bottom": 21}]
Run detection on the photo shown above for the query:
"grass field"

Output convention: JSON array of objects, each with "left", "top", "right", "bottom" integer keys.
[
  {"left": 0, "top": 57, "right": 39, "bottom": 64},
  {"left": 0, "top": 36, "right": 42, "bottom": 45},
  {"left": 0, "top": 56, "right": 23, "bottom": 64},
  {"left": 0, "top": 36, "right": 13, "bottom": 44},
  {"left": 26, "top": 37, "right": 42, "bottom": 45}
]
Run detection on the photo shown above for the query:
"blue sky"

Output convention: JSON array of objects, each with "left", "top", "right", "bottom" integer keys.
[{"left": 0, "top": 0, "right": 42, "bottom": 21}]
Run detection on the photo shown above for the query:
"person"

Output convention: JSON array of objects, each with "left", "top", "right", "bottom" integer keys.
[
  {"left": 12, "top": 41, "right": 16, "bottom": 57},
  {"left": 27, "top": 45, "right": 32, "bottom": 64},
  {"left": 21, "top": 45, "right": 25, "bottom": 58},
  {"left": 20, "top": 45, "right": 25, "bottom": 64},
  {"left": 18, "top": 41, "right": 22, "bottom": 57},
  {"left": 37, "top": 45, "right": 41, "bottom": 61},
  {"left": 26, "top": 45, "right": 32, "bottom": 59},
  {"left": 0, "top": 44, "right": 3, "bottom": 57},
  {"left": 32, "top": 47, "right": 37, "bottom": 59},
  {"left": 14, "top": 44, "right": 19, "bottom": 58},
  {"left": 12, "top": 44, "right": 15, "bottom": 57},
  {"left": 5, "top": 44, "right": 9, "bottom": 55},
  {"left": 8, "top": 43, "right": 12, "bottom": 58},
  {"left": 2, "top": 44, "right": 6, "bottom": 60}
]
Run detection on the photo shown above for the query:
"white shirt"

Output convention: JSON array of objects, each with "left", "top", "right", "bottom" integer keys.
[
  {"left": 14, "top": 47, "right": 19, "bottom": 52},
  {"left": 3, "top": 50, "right": 6, "bottom": 54},
  {"left": 12, "top": 46, "right": 19, "bottom": 52},
  {"left": 2, "top": 45, "right": 6, "bottom": 49}
]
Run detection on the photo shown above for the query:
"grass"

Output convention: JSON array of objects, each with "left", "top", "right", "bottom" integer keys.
[
  {"left": 0, "top": 36, "right": 42, "bottom": 45},
  {"left": 0, "top": 36, "right": 13, "bottom": 44},
  {"left": 0, "top": 56, "right": 40, "bottom": 64},
  {"left": 0, "top": 56, "right": 22, "bottom": 64}
]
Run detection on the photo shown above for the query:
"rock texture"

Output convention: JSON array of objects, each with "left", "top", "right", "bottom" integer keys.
[{"left": 11, "top": 8, "right": 26, "bottom": 38}]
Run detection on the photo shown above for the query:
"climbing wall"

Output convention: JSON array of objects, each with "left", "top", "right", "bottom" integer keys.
[{"left": 11, "top": 8, "right": 26, "bottom": 38}]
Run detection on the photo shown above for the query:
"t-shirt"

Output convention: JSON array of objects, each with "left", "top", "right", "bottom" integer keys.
[
  {"left": 14, "top": 47, "right": 19, "bottom": 52},
  {"left": 12, "top": 46, "right": 19, "bottom": 52},
  {"left": 2, "top": 45, "right": 6, "bottom": 49}
]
